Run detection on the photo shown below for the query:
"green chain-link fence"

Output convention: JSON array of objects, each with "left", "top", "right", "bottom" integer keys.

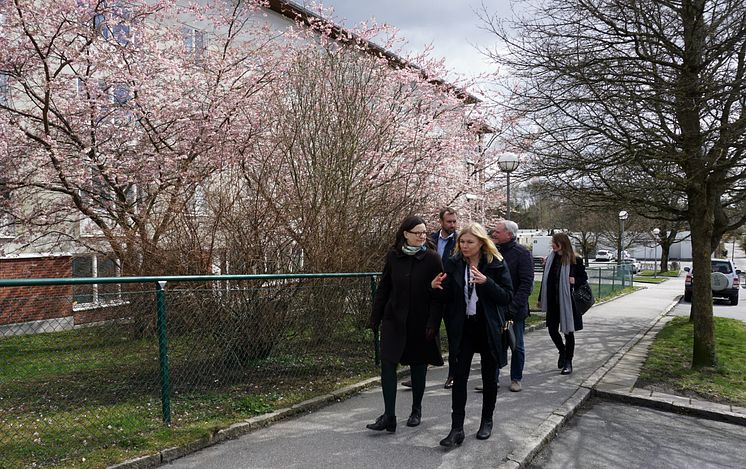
[
  {"left": 0, "top": 273, "right": 380, "bottom": 468},
  {"left": 587, "top": 265, "right": 635, "bottom": 297}
]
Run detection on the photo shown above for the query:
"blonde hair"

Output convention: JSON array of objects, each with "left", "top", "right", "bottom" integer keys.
[{"left": 454, "top": 222, "right": 503, "bottom": 263}]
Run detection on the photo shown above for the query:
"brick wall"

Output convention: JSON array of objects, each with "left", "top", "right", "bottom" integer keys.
[{"left": 0, "top": 257, "right": 73, "bottom": 326}]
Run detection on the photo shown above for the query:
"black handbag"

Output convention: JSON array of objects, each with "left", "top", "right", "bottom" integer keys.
[
  {"left": 503, "top": 320, "right": 517, "bottom": 353},
  {"left": 573, "top": 283, "right": 595, "bottom": 315}
]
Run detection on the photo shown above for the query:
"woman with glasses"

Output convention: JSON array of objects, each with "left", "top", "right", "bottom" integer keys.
[
  {"left": 367, "top": 215, "right": 444, "bottom": 433},
  {"left": 430, "top": 223, "right": 513, "bottom": 447}
]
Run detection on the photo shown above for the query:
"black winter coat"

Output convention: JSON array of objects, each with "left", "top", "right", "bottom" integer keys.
[
  {"left": 436, "top": 254, "right": 513, "bottom": 369},
  {"left": 542, "top": 255, "right": 588, "bottom": 331},
  {"left": 498, "top": 239, "right": 534, "bottom": 321},
  {"left": 370, "top": 248, "right": 444, "bottom": 366}
]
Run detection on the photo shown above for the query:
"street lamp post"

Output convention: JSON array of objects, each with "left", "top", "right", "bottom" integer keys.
[
  {"left": 497, "top": 153, "right": 520, "bottom": 219},
  {"left": 617, "top": 210, "right": 629, "bottom": 265},
  {"left": 652, "top": 228, "right": 660, "bottom": 277}
]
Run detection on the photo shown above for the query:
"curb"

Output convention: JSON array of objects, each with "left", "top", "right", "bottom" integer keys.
[{"left": 594, "top": 388, "right": 746, "bottom": 427}]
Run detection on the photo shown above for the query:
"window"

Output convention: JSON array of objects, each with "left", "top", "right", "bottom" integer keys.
[
  {"left": 95, "top": 2, "right": 132, "bottom": 46},
  {"left": 72, "top": 254, "right": 123, "bottom": 308},
  {"left": 189, "top": 185, "right": 208, "bottom": 216},
  {"left": 0, "top": 73, "right": 9, "bottom": 106},
  {"left": 183, "top": 27, "right": 208, "bottom": 64},
  {"left": 0, "top": 178, "right": 14, "bottom": 238}
]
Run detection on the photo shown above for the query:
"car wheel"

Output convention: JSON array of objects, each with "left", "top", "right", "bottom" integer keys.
[
  {"left": 732, "top": 294, "right": 739, "bottom": 306},
  {"left": 683, "top": 290, "right": 692, "bottom": 302}
]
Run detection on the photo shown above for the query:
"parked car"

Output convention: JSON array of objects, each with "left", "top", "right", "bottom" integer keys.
[
  {"left": 595, "top": 250, "right": 613, "bottom": 262},
  {"left": 683, "top": 258, "right": 741, "bottom": 305},
  {"left": 621, "top": 257, "right": 641, "bottom": 274}
]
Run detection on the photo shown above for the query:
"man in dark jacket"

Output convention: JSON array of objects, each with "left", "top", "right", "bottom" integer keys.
[
  {"left": 431, "top": 207, "right": 458, "bottom": 260},
  {"left": 491, "top": 220, "right": 534, "bottom": 392}
]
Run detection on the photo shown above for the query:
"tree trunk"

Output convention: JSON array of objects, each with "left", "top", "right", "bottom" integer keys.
[
  {"left": 659, "top": 247, "right": 670, "bottom": 272},
  {"left": 688, "top": 191, "right": 717, "bottom": 368}
]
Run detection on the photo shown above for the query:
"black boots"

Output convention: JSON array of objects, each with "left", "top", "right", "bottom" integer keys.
[
  {"left": 476, "top": 418, "right": 493, "bottom": 440},
  {"left": 561, "top": 359, "right": 573, "bottom": 375},
  {"left": 366, "top": 414, "right": 396, "bottom": 432},
  {"left": 558, "top": 351, "right": 566, "bottom": 369},
  {"left": 444, "top": 376, "right": 454, "bottom": 389},
  {"left": 439, "top": 427, "right": 465, "bottom": 447},
  {"left": 406, "top": 407, "right": 422, "bottom": 427}
]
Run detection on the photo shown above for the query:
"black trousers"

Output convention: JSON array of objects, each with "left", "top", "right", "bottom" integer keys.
[
  {"left": 381, "top": 360, "right": 427, "bottom": 417},
  {"left": 546, "top": 308, "right": 575, "bottom": 359},
  {"left": 450, "top": 315, "right": 498, "bottom": 429}
]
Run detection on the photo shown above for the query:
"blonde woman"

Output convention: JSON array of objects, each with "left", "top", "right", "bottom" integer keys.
[{"left": 431, "top": 223, "right": 513, "bottom": 447}]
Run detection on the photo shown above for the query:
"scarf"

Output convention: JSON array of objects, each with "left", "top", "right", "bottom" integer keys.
[
  {"left": 402, "top": 244, "right": 426, "bottom": 256},
  {"left": 540, "top": 252, "right": 575, "bottom": 333}
]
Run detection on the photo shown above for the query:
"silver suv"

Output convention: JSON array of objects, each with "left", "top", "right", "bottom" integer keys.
[{"left": 683, "top": 259, "right": 741, "bottom": 305}]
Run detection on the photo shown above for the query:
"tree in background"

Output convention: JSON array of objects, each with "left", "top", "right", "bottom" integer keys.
[{"left": 482, "top": 0, "right": 746, "bottom": 367}]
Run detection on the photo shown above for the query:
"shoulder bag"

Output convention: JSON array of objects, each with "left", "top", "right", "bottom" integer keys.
[{"left": 572, "top": 283, "right": 595, "bottom": 315}]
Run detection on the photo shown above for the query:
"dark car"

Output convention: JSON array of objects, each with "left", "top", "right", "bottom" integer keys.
[{"left": 683, "top": 259, "right": 740, "bottom": 305}]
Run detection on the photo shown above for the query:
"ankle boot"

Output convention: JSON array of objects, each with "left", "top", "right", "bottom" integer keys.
[
  {"left": 558, "top": 351, "right": 566, "bottom": 369},
  {"left": 439, "top": 427, "right": 465, "bottom": 447},
  {"left": 406, "top": 407, "right": 421, "bottom": 427},
  {"left": 366, "top": 414, "right": 396, "bottom": 432},
  {"left": 476, "top": 418, "right": 493, "bottom": 440},
  {"left": 561, "top": 359, "right": 573, "bottom": 375}
]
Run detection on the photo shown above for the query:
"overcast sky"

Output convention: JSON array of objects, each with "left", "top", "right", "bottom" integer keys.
[{"left": 304, "top": 1, "right": 516, "bottom": 83}]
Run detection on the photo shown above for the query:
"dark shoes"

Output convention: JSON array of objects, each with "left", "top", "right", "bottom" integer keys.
[
  {"left": 439, "top": 427, "right": 465, "bottom": 447},
  {"left": 406, "top": 408, "right": 421, "bottom": 427},
  {"left": 401, "top": 379, "right": 412, "bottom": 388},
  {"left": 558, "top": 352, "right": 566, "bottom": 369},
  {"left": 366, "top": 414, "right": 396, "bottom": 432},
  {"left": 476, "top": 418, "right": 493, "bottom": 440},
  {"left": 561, "top": 360, "right": 573, "bottom": 375},
  {"left": 444, "top": 376, "right": 454, "bottom": 389}
]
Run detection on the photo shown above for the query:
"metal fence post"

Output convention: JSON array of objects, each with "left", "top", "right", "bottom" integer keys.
[
  {"left": 370, "top": 275, "right": 380, "bottom": 366},
  {"left": 597, "top": 268, "right": 602, "bottom": 298},
  {"left": 155, "top": 280, "right": 171, "bottom": 425}
]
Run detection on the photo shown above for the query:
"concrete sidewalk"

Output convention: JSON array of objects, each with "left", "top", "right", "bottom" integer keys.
[{"left": 125, "top": 278, "right": 742, "bottom": 469}]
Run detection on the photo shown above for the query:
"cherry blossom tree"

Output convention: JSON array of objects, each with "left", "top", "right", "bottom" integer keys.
[
  {"left": 0, "top": 0, "right": 283, "bottom": 273},
  {"left": 243, "top": 27, "right": 482, "bottom": 272},
  {"left": 0, "top": 0, "right": 487, "bottom": 275}
]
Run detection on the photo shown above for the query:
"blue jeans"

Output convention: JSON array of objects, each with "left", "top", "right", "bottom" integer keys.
[{"left": 496, "top": 317, "right": 525, "bottom": 382}]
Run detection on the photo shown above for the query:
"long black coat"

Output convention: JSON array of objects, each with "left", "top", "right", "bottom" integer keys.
[
  {"left": 542, "top": 255, "right": 588, "bottom": 331},
  {"left": 370, "top": 248, "right": 444, "bottom": 366},
  {"left": 436, "top": 254, "right": 513, "bottom": 369},
  {"left": 498, "top": 239, "right": 534, "bottom": 321}
]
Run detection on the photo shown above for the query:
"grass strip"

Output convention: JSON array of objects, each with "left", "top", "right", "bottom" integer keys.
[{"left": 638, "top": 316, "right": 746, "bottom": 407}]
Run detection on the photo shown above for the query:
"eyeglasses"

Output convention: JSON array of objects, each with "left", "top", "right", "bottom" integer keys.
[{"left": 406, "top": 230, "right": 428, "bottom": 237}]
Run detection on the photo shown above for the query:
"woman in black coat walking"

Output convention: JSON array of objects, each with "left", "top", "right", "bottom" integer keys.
[
  {"left": 538, "top": 232, "right": 588, "bottom": 375},
  {"left": 431, "top": 223, "right": 513, "bottom": 447},
  {"left": 367, "top": 216, "right": 444, "bottom": 433}
]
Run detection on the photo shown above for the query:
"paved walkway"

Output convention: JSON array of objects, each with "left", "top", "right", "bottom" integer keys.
[{"left": 120, "top": 275, "right": 746, "bottom": 469}]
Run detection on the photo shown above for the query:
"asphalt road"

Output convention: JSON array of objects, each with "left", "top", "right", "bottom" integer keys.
[{"left": 529, "top": 400, "right": 746, "bottom": 469}]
